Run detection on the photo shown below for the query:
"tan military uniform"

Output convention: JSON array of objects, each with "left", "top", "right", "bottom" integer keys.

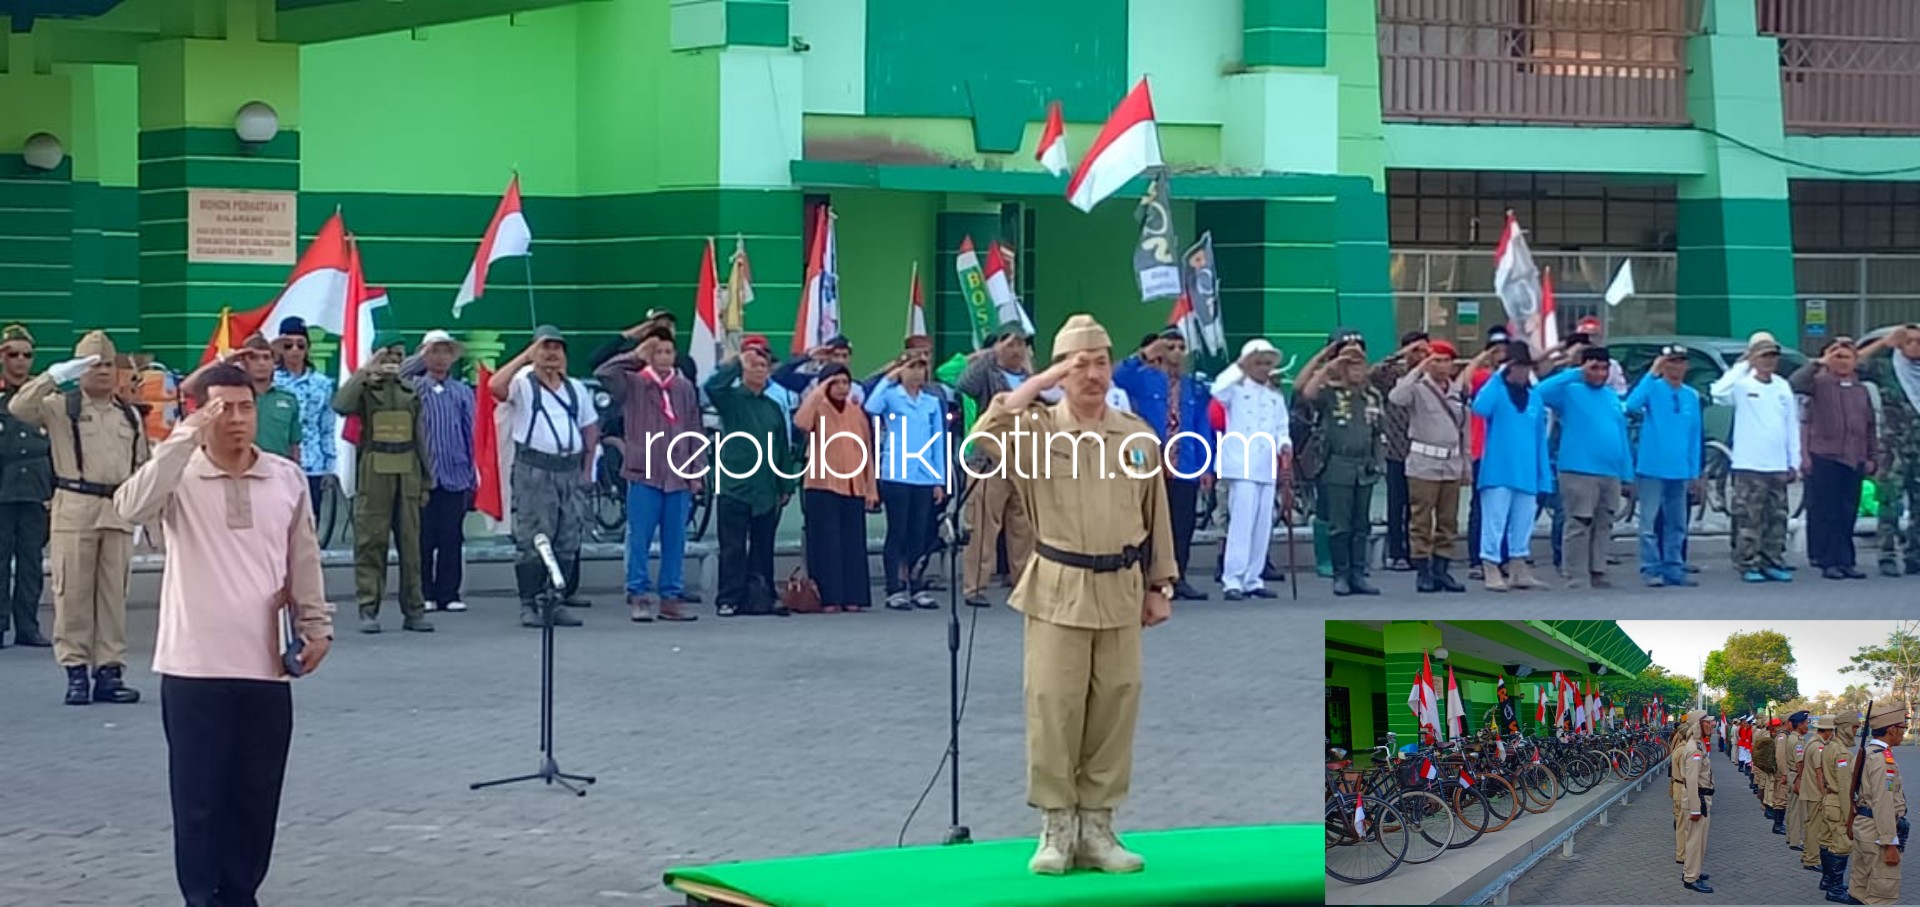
[
  {"left": 1850, "top": 703, "right": 1907, "bottom": 905},
  {"left": 1775, "top": 727, "right": 1794, "bottom": 809},
  {"left": 1804, "top": 722, "right": 1835, "bottom": 867},
  {"left": 1824, "top": 714, "right": 1862, "bottom": 859},
  {"left": 1680, "top": 712, "right": 1714, "bottom": 885},
  {"left": 1754, "top": 725, "right": 1776, "bottom": 810},
  {"left": 1790, "top": 727, "right": 1811, "bottom": 849},
  {"left": 1671, "top": 718, "right": 1694, "bottom": 864},
  {"left": 971, "top": 314, "right": 1175, "bottom": 875},
  {"left": 7, "top": 332, "right": 148, "bottom": 670}
]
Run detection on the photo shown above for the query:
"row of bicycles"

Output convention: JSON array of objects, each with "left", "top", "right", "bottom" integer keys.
[{"left": 1324, "top": 726, "right": 1672, "bottom": 885}]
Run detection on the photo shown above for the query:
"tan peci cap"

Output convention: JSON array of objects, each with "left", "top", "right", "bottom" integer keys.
[
  {"left": 1813, "top": 714, "right": 1836, "bottom": 730},
  {"left": 1868, "top": 701, "right": 1909, "bottom": 731},
  {"left": 74, "top": 330, "right": 116, "bottom": 361},
  {"left": 1836, "top": 711, "right": 1862, "bottom": 729},
  {"left": 1051, "top": 314, "right": 1111, "bottom": 359}
]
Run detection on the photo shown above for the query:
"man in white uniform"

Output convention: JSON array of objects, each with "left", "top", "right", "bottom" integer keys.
[{"left": 1212, "top": 339, "right": 1290, "bottom": 599}]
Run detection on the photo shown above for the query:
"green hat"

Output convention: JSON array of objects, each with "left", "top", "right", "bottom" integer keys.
[{"left": 532, "top": 324, "right": 567, "bottom": 345}]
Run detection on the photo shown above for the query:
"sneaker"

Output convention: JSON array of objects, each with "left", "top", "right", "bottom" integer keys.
[
  {"left": 1763, "top": 567, "right": 1793, "bottom": 582},
  {"left": 444, "top": 601, "right": 468, "bottom": 613},
  {"left": 359, "top": 616, "right": 381, "bottom": 634},
  {"left": 912, "top": 591, "right": 940, "bottom": 610},
  {"left": 1643, "top": 575, "right": 1666, "bottom": 588},
  {"left": 1742, "top": 570, "right": 1768, "bottom": 583},
  {"left": 884, "top": 591, "right": 914, "bottom": 611}
]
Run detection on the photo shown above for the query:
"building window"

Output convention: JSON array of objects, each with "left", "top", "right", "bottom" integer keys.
[
  {"left": 1327, "top": 686, "right": 1354, "bottom": 757},
  {"left": 1387, "top": 170, "right": 1677, "bottom": 250},
  {"left": 1517, "top": 0, "right": 1687, "bottom": 80}
]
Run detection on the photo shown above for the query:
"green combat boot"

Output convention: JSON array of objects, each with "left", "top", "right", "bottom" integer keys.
[{"left": 1313, "top": 517, "right": 1334, "bottom": 578}]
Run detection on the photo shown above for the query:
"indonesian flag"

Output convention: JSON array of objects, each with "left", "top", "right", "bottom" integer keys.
[
  {"left": 1407, "top": 650, "right": 1441, "bottom": 746},
  {"left": 1458, "top": 766, "right": 1475, "bottom": 788},
  {"left": 1419, "top": 757, "right": 1438, "bottom": 781},
  {"left": 906, "top": 262, "right": 927, "bottom": 340},
  {"left": 692, "top": 238, "right": 722, "bottom": 379},
  {"left": 1536, "top": 682, "right": 1546, "bottom": 723},
  {"left": 1067, "top": 78, "right": 1161, "bottom": 213},
  {"left": 473, "top": 362, "right": 503, "bottom": 521},
  {"left": 1445, "top": 665, "right": 1467, "bottom": 740},
  {"left": 1169, "top": 292, "right": 1200, "bottom": 351},
  {"left": 1497, "top": 739, "right": 1508, "bottom": 761},
  {"left": 334, "top": 237, "right": 389, "bottom": 499},
  {"left": 983, "top": 242, "right": 1034, "bottom": 335},
  {"left": 1493, "top": 211, "right": 1543, "bottom": 346},
  {"left": 202, "top": 211, "right": 354, "bottom": 364},
  {"left": 1554, "top": 672, "right": 1570, "bottom": 729},
  {"left": 1536, "top": 266, "right": 1560, "bottom": 354},
  {"left": 452, "top": 175, "right": 532, "bottom": 318},
  {"left": 1352, "top": 800, "right": 1367, "bottom": 839},
  {"left": 1036, "top": 99, "right": 1070, "bottom": 177},
  {"left": 791, "top": 203, "right": 839, "bottom": 355}
]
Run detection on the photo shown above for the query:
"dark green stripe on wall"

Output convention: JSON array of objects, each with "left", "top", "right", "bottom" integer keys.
[
  {"left": 1674, "top": 196, "right": 1797, "bottom": 341},
  {"left": 0, "top": 156, "right": 75, "bottom": 351},
  {"left": 1243, "top": 0, "right": 1327, "bottom": 67}
]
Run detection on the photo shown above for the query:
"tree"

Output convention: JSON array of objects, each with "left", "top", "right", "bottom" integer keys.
[
  {"left": 1606, "top": 664, "right": 1698, "bottom": 714},
  {"left": 1702, "top": 630, "right": 1799, "bottom": 714},
  {"left": 1842, "top": 622, "right": 1920, "bottom": 708}
]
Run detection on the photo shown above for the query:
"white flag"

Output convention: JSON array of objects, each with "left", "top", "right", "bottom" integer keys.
[{"left": 1604, "top": 259, "right": 1636, "bottom": 307}]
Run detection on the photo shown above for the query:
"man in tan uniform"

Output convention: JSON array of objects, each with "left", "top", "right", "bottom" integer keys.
[
  {"left": 972, "top": 314, "right": 1175, "bottom": 875},
  {"left": 1804, "top": 715, "right": 1837, "bottom": 870},
  {"left": 1671, "top": 714, "right": 1695, "bottom": 866},
  {"left": 1754, "top": 718, "right": 1777, "bottom": 816},
  {"left": 1850, "top": 701, "right": 1907, "bottom": 905},
  {"left": 9, "top": 331, "right": 150, "bottom": 705},
  {"left": 1788, "top": 710, "right": 1813, "bottom": 849},
  {"left": 1680, "top": 709, "right": 1716, "bottom": 893},
  {"left": 1820, "top": 711, "right": 1862, "bottom": 900}
]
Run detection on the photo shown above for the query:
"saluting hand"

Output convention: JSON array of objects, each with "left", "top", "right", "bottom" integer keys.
[
  {"left": 180, "top": 398, "right": 226, "bottom": 444},
  {"left": 1142, "top": 588, "right": 1171, "bottom": 628},
  {"left": 1032, "top": 351, "right": 1091, "bottom": 392}
]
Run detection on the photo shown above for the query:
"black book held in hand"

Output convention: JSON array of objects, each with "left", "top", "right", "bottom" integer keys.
[{"left": 279, "top": 605, "right": 305, "bottom": 678}]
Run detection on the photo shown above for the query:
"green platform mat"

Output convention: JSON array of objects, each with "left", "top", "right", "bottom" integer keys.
[{"left": 663, "top": 824, "right": 1321, "bottom": 907}]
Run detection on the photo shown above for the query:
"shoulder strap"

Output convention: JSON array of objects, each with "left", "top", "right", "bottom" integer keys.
[
  {"left": 66, "top": 391, "right": 83, "bottom": 475},
  {"left": 520, "top": 371, "right": 544, "bottom": 447}
]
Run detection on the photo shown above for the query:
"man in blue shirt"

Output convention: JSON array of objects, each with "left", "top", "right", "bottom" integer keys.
[
  {"left": 1536, "top": 346, "right": 1633, "bottom": 588},
  {"left": 865, "top": 344, "right": 951, "bottom": 609},
  {"left": 1113, "top": 328, "right": 1214, "bottom": 600},
  {"left": 1624, "top": 345, "right": 1703, "bottom": 587}
]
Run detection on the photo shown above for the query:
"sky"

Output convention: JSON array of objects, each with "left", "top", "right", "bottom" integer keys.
[{"left": 1615, "top": 620, "right": 1913, "bottom": 703}]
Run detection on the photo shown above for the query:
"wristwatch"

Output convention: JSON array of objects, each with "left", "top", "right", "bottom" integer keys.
[{"left": 1150, "top": 582, "right": 1175, "bottom": 599}]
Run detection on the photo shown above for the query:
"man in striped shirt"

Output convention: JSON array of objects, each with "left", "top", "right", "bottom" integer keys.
[{"left": 405, "top": 330, "right": 476, "bottom": 613}]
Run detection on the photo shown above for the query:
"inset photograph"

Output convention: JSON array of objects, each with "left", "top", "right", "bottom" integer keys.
[{"left": 1325, "top": 619, "right": 1916, "bottom": 905}]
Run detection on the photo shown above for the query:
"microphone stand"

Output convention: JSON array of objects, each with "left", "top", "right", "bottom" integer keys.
[
  {"left": 939, "top": 473, "right": 981, "bottom": 846},
  {"left": 471, "top": 536, "right": 598, "bottom": 797}
]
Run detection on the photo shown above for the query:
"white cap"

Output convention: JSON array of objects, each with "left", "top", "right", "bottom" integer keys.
[
  {"left": 1239, "top": 338, "right": 1279, "bottom": 360},
  {"left": 420, "top": 329, "right": 460, "bottom": 349}
]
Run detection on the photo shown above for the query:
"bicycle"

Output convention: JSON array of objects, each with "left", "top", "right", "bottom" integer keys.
[{"left": 1325, "top": 751, "right": 1409, "bottom": 885}]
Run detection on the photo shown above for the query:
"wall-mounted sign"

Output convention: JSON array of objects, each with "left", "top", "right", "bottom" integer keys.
[
  {"left": 1805, "top": 298, "right": 1828, "bottom": 338},
  {"left": 187, "top": 189, "right": 298, "bottom": 265}
]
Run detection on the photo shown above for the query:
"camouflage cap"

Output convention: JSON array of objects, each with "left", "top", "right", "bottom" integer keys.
[{"left": 0, "top": 324, "right": 33, "bottom": 348}]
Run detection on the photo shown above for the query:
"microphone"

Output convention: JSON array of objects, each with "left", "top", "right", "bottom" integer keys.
[{"left": 532, "top": 533, "right": 566, "bottom": 590}]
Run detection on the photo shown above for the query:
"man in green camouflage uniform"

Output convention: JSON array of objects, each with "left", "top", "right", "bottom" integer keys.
[
  {"left": 1860, "top": 325, "right": 1920, "bottom": 576},
  {"left": 1296, "top": 328, "right": 1386, "bottom": 596},
  {"left": 333, "top": 332, "right": 433, "bottom": 634}
]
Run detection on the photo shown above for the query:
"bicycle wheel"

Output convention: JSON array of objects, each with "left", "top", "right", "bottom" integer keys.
[
  {"left": 1560, "top": 755, "right": 1601, "bottom": 794},
  {"left": 1473, "top": 774, "right": 1519, "bottom": 833},
  {"left": 1444, "top": 783, "right": 1491, "bottom": 848},
  {"left": 687, "top": 477, "right": 714, "bottom": 542},
  {"left": 1516, "top": 764, "right": 1562, "bottom": 813},
  {"left": 1325, "top": 795, "right": 1408, "bottom": 885},
  {"left": 1390, "top": 790, "right": 1456, "bottom": 865}
]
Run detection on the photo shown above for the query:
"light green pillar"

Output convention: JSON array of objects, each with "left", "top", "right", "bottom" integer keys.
[
  {"left": 136, "top": 9, "right": 302, "bottom": 366},
  {"left": 0, "top": 31, "right": 76, "bottom": 351},
  {"left": 1676, "top": 0, "right": 1797, "bottom": 343}
]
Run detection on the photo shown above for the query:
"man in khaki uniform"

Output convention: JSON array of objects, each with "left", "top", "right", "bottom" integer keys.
[
  {"left": 9, "top": 331, "right": 149, "bottom": 705},
  {"left": 1804, "top": 715, "right": 1837, "bottom": 870},
  {"left": 972, "top": 314, "right": 1175, "bottom": 875},
  {"left": 956, "top": 324, "right": 1040, "bottom": 607},
  {"left": 1671, "top": 714, "right": 1695, "bottom": 866},
  {"left": 1755, "top": 718, "right": 1777, "bottom": 815},
  {"left": 1820, "top": 711, "right": 1862, "bottom": 900},
  {"left": 1680, "top": 710, "right": 1716, "bottom": 893},
  {"left": 332, "top": 333, "right": 432, "bottom": 634},
  {"left": 1849, "top": 701, "right": 1907, "bottom": 905},
  {"left": 1788, "top": 710, "right": 1813, "bottom": 849}
]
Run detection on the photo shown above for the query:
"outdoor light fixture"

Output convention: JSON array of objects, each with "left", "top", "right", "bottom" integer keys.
[
  {"left": 1432, "top": 647, "right": 1449, "bottom": 661},
  {"left": 1590, "top": 662, "right": 1609, "bottom": 676},
  {"left": 22, "top": 132, "right": 64, "bottom": 170},
  {"left": 234, "top": 101, "right": 279, "bottom": 144},
  {"left": 1504, "top": 663, "right": 1536, "bottom": 678}
]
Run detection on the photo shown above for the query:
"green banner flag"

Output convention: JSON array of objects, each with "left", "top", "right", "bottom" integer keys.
[{"left": 955, "top": 236, "right": 998, "bottom": 348}]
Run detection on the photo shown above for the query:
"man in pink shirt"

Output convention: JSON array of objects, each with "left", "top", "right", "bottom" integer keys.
[{"left": 114, "top": 363, "right": 334, "bottom": 907}]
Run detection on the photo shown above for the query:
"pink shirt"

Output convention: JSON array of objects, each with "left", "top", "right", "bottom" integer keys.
[{"left": 115, "top": 429, "right": 334, "bottom": 682}]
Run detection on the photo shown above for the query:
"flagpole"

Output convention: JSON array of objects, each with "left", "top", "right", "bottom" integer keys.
[{"left": 522, "top": 254, "right": 538, "bottom": 329}]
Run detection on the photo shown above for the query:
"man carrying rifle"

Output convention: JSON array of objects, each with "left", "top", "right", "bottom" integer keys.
[
  {"left": 1850, "top": 701, "right": 1908, "bottom": 905},
  {"left": 1820, "top": 711, "right": 1862, "bottom": 901}
]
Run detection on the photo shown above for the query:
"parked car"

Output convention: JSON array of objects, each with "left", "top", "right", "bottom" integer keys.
[{"left": 1610, "top": 335, "right": 1811, "bottom": 516}]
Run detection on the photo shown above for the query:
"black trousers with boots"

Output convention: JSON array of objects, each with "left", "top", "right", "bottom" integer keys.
[
  {"left": 0, "top": 500, "right": 47, "bottom": 640},
  {"left": 163, "top": 676, "right": 294, "bottom": 907}
]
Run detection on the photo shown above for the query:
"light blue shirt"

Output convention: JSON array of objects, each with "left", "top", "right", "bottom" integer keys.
[
  {"left": 1536, "top": 369, "right": 1634, "bottom": 483},
  {"left": 1471, "top": 376, "right": 1555, "bottom": 495},
  {"left": 1624, "top": 372, "right": 1703, "bottom": 481},
  {"left": 864, "top": 377, "right": 949, "bottom": 487}
]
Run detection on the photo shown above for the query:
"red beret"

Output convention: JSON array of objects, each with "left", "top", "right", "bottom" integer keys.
[{"left": 1428, "top": 340, "right": 1458, "bottom": 360}]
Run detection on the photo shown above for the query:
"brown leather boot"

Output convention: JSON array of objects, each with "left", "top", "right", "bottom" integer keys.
[{"left": 657, "top": 598, "right": 699, "bottom": 622}]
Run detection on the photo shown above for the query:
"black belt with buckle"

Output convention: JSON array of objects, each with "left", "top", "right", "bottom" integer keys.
[
  {"left": 1034, "top": 541, "right": 1144, "bottom": 573},
  {"left": 366, "top": 440, "right": 416, "bottom": 455},
  {"left": 55, "top": 477, "right": 118, "bottom": 498}
]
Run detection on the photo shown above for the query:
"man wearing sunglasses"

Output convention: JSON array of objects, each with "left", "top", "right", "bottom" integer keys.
[
  {"left": 0, "top": 325, "right": 51, "bottom": 649},
  {"left": 270, "top": 317, "right": 337, "bottom": 515}
]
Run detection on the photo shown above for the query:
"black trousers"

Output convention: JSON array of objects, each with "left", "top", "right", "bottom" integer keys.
[
  {"left": 716, "top": 496, "right": 779, "bottom": 609},
  {"left": 163, "top": 676, "right": 294, "bottom": 907},
  {"left": 1385, "top": 460, "right": 1410, "bottom": 562},
  {"left": 1807, "top": 456, "right": 1866, "bottom": 568},
  {"left": 0, "top": 500, "right": 47, "bottom": 639},
  {"left": 879, "top": 481, "right": 935, "bottom": 594},
  {"left": 420, "top": 488, "right": 470, "bottom": 606},
  {"left": 1164, "top": 477, "right": 1200, "bottom": 579},
  {"left": 804, "top": 489, "right": 872, "bottom": 607},
  {"left": 306, "top": 476, "right": 325, "bottom": 524}
]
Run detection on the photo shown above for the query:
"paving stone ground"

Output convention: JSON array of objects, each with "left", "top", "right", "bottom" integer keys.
[
  {"left": 1506, "top": 746, "right": 1920, "bottom": 905},
  {"left": 0, "top": 557, "right": 1295, "bottom": 907}
]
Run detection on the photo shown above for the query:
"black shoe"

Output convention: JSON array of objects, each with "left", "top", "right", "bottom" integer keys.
[
  {"left": 1773, "top": 818, "right": 1787, "bottom": 834},
  {"left": 1823, "top": 566, "right": 1849, "bottom": 581},
  {"left": 1246, "top": 587, "right": 1279, "bottom": 599},
  {"left": 1882, "top": 561, "right": 1903, "bottom": 578},
  {"left": 1331, "top": 575, "right": 1353, "bottom": 597},
  {"left": 63, "top": 665, "right": 90, "bottom": 706},
  {"left": 965, "top": 596, "right": 991, "bottom": 608},
  {"left": 1792, "top": 844, "right": 1805, "bottom": 852},
  {"left": 1683, "top": 880, "right": 1714, "bottom": 894},
  {"left": 13, "top": 629, "right": 50, "bottom": 647},
  {"left": 563, "top": 595, "right": 593, "bottom": 609},
  {"left": 1433, "top": 558, "right": 1467, "bottom": 593},
  {"left": 1414, "top": 558, "right": 1440, "bottom": 593},
  {"left": 1261, "top": 560, "right": 1283, "bottom": 582},
  {"left": 1222, "top": 589, "right": 1245, "bottom": 601},
  {"left": 1840, "top": 565, "right": 1868, "bottom": 580},
  {"left": 90, "top": 665, "right": 140, "bottom": 704},
  {"left": 1347, "top": 571, "right": 1381, "bottom": 596},
  {"left": 1173, "top": 580, "right": 1209, "bottom": 601}
]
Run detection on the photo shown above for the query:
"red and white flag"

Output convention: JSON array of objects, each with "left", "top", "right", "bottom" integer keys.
[
  {"left": 692, "top": 238, "right": 722, "bottom": 380},
  {"left": 1169, "top": 292, "right": 1200, "bottom": 351},
  {"left": 335, "top": 236, "right": 389, "bottom": 499},
  {"left": 1536, "top": 683, "right": 1547, "bottom": 723},
  {"left": 1445, "top": 665, "right": 1467, "bottom": 740},
  {"left": 790, "top": 203, "right": 838, "bottom": 355},
  {"left": 1036, "top": 100, "right": 1070, "bottom": 177},
  {"left": 265, "top": 210, "right": 352, "bottom": 337},
  {"left": 1492, "top": 210, "right": 1543, "bottom": 346},
  {"left": 1067, "top": 78, "right": 1161, "bottom": 213},
  {"left": 452, "top": 175, "right": 532, "bottom": 318},
  {"left": 906, "top": 262, "right": 927, "bottom": 340},
  {"left": 1407, "top": 650, "right": 1441, "bottom": 746},
  {"left": 983, "top": 241, "right": 1033, "bottom": 335},
  {"left": 1554, "top": 672, "right": 1571, "bottom": 729},
  {"left": 1536, "top": 266, "right": 1560, "bottom": 354},
  {"left": 473, "top": 361, "right": 503, "bottom": 521}
]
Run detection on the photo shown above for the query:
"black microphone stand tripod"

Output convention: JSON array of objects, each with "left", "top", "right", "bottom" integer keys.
[
  {"left": 471, "top": 541, "right": 597, "bottom": 797},
  {"left": 937, "top": 475, "right": 980, "bottom": 846}
]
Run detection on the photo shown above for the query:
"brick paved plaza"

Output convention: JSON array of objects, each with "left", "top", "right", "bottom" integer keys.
[{"left": 0, "top": 558, "right": 1295, "bottom": 907}]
